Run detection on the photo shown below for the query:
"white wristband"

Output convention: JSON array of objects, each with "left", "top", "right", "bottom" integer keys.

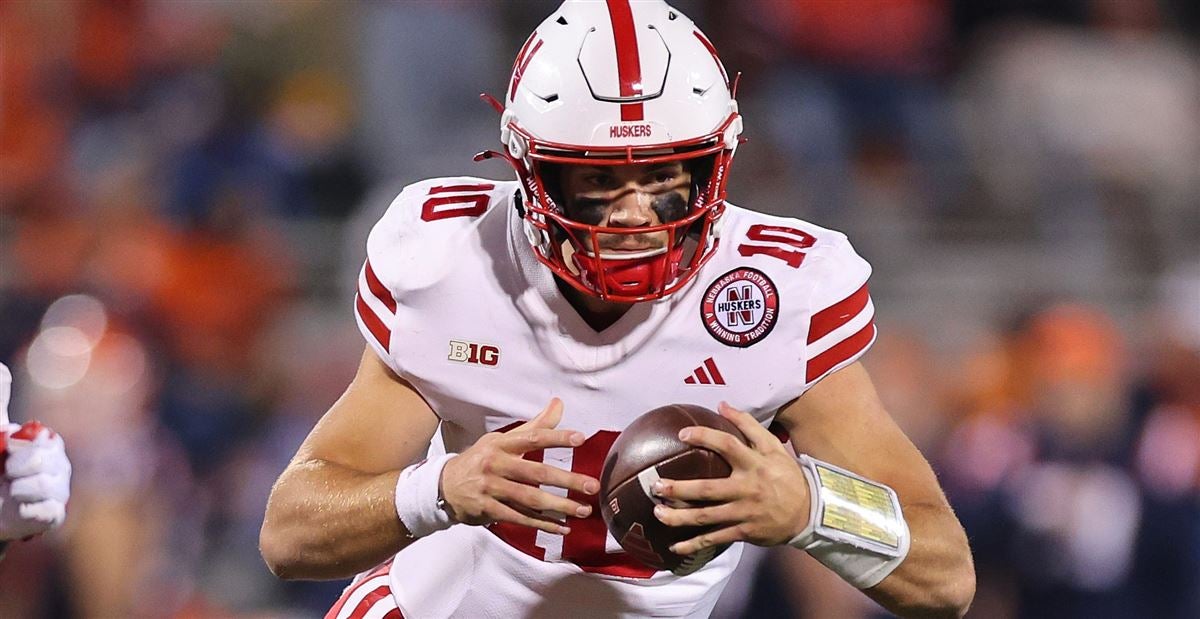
[
  {"left": 395, "top": 453, "right": 458, "bottom": 539},
  {"left": 788, "top": 455, "right": 911, "bottom": 589}
]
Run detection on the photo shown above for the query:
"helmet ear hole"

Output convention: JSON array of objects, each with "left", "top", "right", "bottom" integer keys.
[{"left": 686, "top": 155, "right": 716, "bottom": 205}]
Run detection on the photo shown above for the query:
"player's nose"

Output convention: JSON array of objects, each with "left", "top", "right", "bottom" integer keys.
[{"left": 607, "top": 190, "right": 656, "bottom": 228}]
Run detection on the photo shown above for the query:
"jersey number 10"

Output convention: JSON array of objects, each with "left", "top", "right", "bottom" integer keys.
[
  {"left": 488, "top": 430, "right": 658, "bottom": 579},
  {"left": 736, "top": 224, "right": 817, "bottom": 268}
]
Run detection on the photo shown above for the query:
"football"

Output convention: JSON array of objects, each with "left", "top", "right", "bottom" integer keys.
[{"left": 599, "top": 404, "right": 747, "bottom": 575}]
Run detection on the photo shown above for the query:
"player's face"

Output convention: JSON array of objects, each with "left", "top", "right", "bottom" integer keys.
[{"left": 558, "top": 161, "right": 692, "bottom": 253}]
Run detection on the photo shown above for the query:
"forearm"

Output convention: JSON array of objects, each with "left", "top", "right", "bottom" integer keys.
[
  {"left": 260, "top": 458, "right": 409, "bottom": 580},
  {"left": 861, "top": 503, "right": 975, "bottom": 619}
]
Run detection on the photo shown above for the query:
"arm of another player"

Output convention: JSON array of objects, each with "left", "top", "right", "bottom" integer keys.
[
  {"left": 654, "top": 363, "right": 974, "bottom": 618},
  {"left": 260, "top": 347, "right": 598, "bottom": 580}
]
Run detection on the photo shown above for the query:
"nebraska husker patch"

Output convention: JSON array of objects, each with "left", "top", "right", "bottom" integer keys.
[{"left": 701, "top": 268, "right": 780, "bottom": 347}]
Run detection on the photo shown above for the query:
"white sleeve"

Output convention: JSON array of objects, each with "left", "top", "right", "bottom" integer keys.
[{"left": 801, "top": 235, "right": 876, "bottom": 388}]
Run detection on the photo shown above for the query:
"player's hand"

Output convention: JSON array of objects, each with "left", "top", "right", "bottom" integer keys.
[
  {"left": 0, "top": 362, "right": 72, "bottom": 542},
  {"left": 652, "top": 401, "right": 810, "bottom": 556},
  {"left": 439, "top": 398, "right": 599, "bottom": 535}
]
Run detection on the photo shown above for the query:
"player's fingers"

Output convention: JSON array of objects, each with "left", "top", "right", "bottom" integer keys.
[
  {"left": 497, "top": 499, "right": 573, "bottom": 531},
  {"left": 519, "top": 398, "right": 564, "bottom": 431},
  {"left": 11, "top": 421, "right": 52, "bottom": 442},
  {"left": 10, "top": 472, "right": 70, "bottom": 504},
  {"left": 654, "top": 502, "right": 741, "bottom": 528},
  {"left": 503, "top": 458, "right": 599, "bottom": 496},
  {"left": 717, "top": 402, "right": 778, "bottom": 452},
  {"left": 493, "top": 479, "right": 593, "bottom": 519},
  {"left": 18, "top": 500, "right": 67, "bottom": 531},
  {"left": 5, "top": 438, "right": 69, "bottom": 479},
  {"left": 499, "top": 427, "right": 585, "bottom": 454},
  {"left": 669, "top": 524, "right": 745, "bottom": 556},
  {"left": 487, "top": 501, "right": 571, "bottom": 536},
  {"left": 677, "top": 426, "right": 754, "bottom": 469},
  {"left": 653, "top": 477, "right": 740, "bottom": 503}
]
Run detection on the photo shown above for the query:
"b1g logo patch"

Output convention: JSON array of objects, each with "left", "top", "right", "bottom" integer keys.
[
  {"left": 701, "top": 268, "right": 779, "bottom": 347},
  {"left": 448, "top": 340, "right": 500, "bottom": 367}
]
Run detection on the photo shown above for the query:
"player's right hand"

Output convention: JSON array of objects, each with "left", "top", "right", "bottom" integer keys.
[{"left": 439, "top": 398, "right": 599, "bottom": 535}]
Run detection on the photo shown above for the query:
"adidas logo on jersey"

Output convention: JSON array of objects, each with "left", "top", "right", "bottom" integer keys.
[
  {"left": 683, "top": 357, "right": 725, "bottom": 385},
  {"left": 448, "top": 340, "right": 500, "bottom": 367}
]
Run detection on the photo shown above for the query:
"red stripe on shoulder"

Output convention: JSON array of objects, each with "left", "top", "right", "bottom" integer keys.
[
  {"left": 356, "top": 293, "right": 392, "bottom": 351},
  {"left": 364, "top": 260, "right": 397, "bottom": 313},
  {"left": 427, "top": 183, "right": 496, "bottom": 194},
  {"left": 808, "top": 284, "right": 870, "bottom": 344},
  {"left": 806, "top": 320, "right": 875, "bottom": 383}
]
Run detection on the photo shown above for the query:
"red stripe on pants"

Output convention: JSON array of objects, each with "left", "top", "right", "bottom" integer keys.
[{"left": 325, "top": 560, "right": 394, "bottom": 619}]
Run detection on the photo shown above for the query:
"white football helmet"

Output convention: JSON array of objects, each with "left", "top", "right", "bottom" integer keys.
[{"left": 479, "top": 0, "right": 742, "bottom": 302}]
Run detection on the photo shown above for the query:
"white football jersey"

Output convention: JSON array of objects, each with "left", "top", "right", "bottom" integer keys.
[{"left": 353, "top": 177, "right": 876, "bottom": 618}]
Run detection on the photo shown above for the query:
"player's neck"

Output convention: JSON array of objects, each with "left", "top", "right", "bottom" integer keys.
[{"left": 556, "top": 278, "right": 634, "bottom": 332}]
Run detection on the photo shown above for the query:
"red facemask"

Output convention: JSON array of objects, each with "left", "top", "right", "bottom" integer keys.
[{"left": 477, "top": 112, "right": 739, "bottom": 302}]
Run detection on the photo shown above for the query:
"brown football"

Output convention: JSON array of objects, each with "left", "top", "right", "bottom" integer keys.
[{"left": 599, "top": 404, "right": 747, "bottom": 575}]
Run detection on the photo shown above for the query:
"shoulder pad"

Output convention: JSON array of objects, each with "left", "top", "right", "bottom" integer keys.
[{"left": 354, "top": 177, "right": 515, "bottom": 373}]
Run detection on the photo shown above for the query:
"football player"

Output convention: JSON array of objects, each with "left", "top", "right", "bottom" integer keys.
[
  {"left": 261, "top": 2, "right": 974, "bottom": 617},
  {"left": 0, "top": 363, "right": 72, "bottom": 562}
]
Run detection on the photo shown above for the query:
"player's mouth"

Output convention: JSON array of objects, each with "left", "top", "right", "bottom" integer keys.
[
  {"left": 605, "top": 241, "right": 660, "bottom": 251},
  {"left": 565, "top": 231, "right": 670, "bottom": 262},
  {"left": 595, "top": 233, "right": 667, "bottom": 255},
  {"left": 596, "top": 246, "right": 668, "bottom": 260}
]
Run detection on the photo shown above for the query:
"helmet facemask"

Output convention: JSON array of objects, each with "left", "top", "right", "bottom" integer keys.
[{"left": 518, "top": 143, "right": 731, "bottom": 302}]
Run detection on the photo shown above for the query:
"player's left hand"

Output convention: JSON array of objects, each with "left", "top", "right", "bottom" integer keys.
[{"left": 652, "top": 401, "right": 810, "bottom": 556}]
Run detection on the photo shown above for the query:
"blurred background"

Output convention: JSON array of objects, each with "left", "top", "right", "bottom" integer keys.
[{"left": 0, "top": 0, "right": 1197, "bottom": 617}]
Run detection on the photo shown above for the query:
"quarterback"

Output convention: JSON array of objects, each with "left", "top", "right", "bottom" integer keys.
[
  {"left": 261, "top": 2, "right": 974, "bottom": 617},
  {"left": 0, "top": 363, "right": 72, "bottom": 562}
]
